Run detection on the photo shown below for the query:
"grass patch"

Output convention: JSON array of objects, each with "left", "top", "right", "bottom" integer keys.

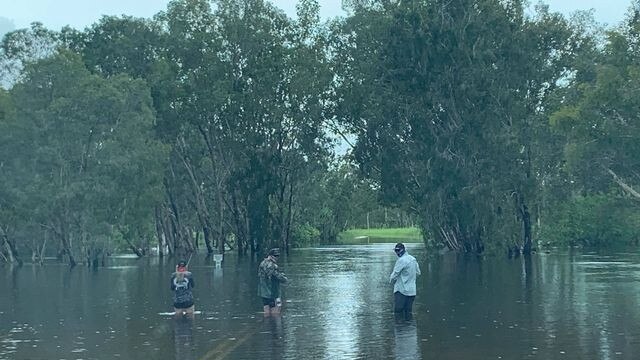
[{"left": 337, "top": 227, "right": 423, "bottom": 245}]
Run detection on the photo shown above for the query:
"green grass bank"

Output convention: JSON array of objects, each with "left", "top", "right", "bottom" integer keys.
[{"left": 337, "top": 227, "right": 423, "bottom": 245}]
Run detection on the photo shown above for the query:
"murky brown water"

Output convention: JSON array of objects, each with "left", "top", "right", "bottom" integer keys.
[{"left": 1, "top": 244, "right": 640, "bottom": 359}]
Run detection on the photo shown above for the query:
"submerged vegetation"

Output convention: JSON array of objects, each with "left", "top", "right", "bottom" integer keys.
[{"left": 2, "top": 0, "right": 640, "bottom": 266}]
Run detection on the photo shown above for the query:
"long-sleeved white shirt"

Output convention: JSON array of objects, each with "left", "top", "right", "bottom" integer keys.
[{"left": 389, "top": 252, "right": 421, "bottom": 296}]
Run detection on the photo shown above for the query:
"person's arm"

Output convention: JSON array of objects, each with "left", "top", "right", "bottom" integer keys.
[
  {"left": 415, "top": 260, "right": 421, "bottom": 276},
  {"left": 189, "top": 273, "right": 195, "bottom": 288},
  {"left": 389, "top": 259, "right": 405, "bottom": 284},
  {"left": 170, "top": 275, "right": 176, "bottom": 291},
  {"left": 273, "top": 266, "right": 288, "bottom": 283}
]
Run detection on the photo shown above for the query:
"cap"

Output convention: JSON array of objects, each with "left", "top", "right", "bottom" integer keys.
[
  {"left": 394, "top": 243, "right": 405, "bottom": 252},
  {"left": 268, "top": 248, "right": 280, "bottom": 257},
  {"left": 176, "top": 260, "right": 187, "bottom": 271}
]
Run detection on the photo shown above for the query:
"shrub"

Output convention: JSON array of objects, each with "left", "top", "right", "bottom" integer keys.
[
  {"left": 290, "top": 223, "right": 321, "bottom": 248},
  {"left": 540, "top": 194, "right": 640, "bottom": 247}
]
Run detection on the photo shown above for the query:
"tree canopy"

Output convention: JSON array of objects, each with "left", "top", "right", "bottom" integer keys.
[{"left": 2, "top": 0, "right": 640, "bottom": 265}]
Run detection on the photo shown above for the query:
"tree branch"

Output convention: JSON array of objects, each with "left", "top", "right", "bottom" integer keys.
[{"left": 607, "top": 168, "right": 640, "bottom": 200}]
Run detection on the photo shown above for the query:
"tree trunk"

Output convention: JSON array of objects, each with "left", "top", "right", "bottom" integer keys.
[
  {"left": 37, "top": 231, "right": 47, "bottom": 265},
  {"left": 154, "top": 205, "right": 167, "bottom": 257},
  {"left": 229, "top": 191, "right": 249, "bottom": 256},
  {"left": 518, "top": 193, "right": 533, "bottom": 255},
  {"left": 197, "top": 125, "right": 232, "bottom": 256},
  {"left": 61, "top": 239, "right": 76, "bottom": 268},
  {"left": 178, "top": 140, "right": 215, "bottom": 255},
  {"left": 283, "top": 181, "right": 295, "bottom": 255},
  {"left": 56, "top": 219, "right": 76, "bottom": 268},
  {"left": 160, "top": 206, "right": 175, "bottom": 256},
  {"left": 1, "top": 227, "right": 22, "bottom": 265},
  {"left": 166, "top": 185, "right": 192, "bottom": 255},
  {"left": 87, "top": 248, "right": 102, "bottom": 269},
  {"left": 521, "top": 203, "right": 532, "bottom": 255},
  {"left": 436, "top": 220, "right": 483, "bottom": 254},
  {"left": 218, "top": 191, "right": 225, "bottom": 254},
  {"left": 127, "top": 241, "right": 144, "bottom": 257},
  {"left": 607, "top": 168, "right": 640, "bottom": 200}
]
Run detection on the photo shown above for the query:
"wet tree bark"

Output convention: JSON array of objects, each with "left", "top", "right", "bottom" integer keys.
[
  {"left": 521, "top": 203, "right": 532, "bottom": 255},
  {"left": 165, "top": 182, "right": 193, "bottom": 256},
  {"left": 55, "top": 215, "right": 76, "bottom": 268},
  {"left": 437, "top": 221, "right": 484, "bottom": 254},
  {"left": 518, "top": 193, "right": 533, "bottom": 255},
  {"left": 154, "top": 206, "right": 168, "bottom": 257},
  {"left": 1, "top": 226, "right": 22, "bottom": 265},
  {"left": 178, "top": 137, "right": 214, "bottom": 254}
]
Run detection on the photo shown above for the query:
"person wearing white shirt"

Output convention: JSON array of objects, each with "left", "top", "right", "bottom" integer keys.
[{"left": 389, "top": 243, "right": 421, "bottom": 320}]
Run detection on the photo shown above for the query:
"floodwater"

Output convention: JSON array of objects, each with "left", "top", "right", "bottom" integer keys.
[{"left": 2, "top": 244, "right": 640, "bottom": 359}]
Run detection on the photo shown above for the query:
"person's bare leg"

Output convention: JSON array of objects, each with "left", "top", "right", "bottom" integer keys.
[
  {"left": 184, "top": 305, "right": 195, "bottom": 319},
  {"left": 271, "top": 297, "right": 282, "bottom": 315},
  {"left": 174, "top": 306, "right": 194, "bottom": 318},
  {"left": 263, "top": 305, "right": 271, "bottom": 316}
]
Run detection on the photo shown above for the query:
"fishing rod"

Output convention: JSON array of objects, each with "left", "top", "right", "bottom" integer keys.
[{"left": 186, "top": 252, "right": 194, "bottom": 267}]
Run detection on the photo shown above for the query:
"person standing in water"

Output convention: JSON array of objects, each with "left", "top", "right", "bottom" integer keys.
[
  {"left": 258, "top": 248, "right": 288, "bottom": 316},
  {"left": 389, "top": 243, "right": 421, "bottom": 320},
  {"left": 171, "top": 260, "right": 195, "bottom": 317}
]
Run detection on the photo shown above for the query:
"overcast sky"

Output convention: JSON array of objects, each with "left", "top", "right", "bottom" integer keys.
[{"left": 0, "top": 0, "right": 634, "bottom": 36}]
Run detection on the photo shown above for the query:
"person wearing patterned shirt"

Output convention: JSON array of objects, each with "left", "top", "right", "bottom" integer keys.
[{"left": 258, "top": 248, "right": 288, "bottom": 316}]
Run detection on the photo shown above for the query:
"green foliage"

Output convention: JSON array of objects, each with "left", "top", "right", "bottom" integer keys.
[
  {"left": 4, "top": 0, "right": 640, "bottom": 263},
  {"left": 540, "top": 195, "right": 640, "bottom": 247},
  {"left": 293, "top": 161, "right": 417, "bottom": 245},
  {"left": 290, "top": 223, "right": 321, "bottom": 248},
  {"left": 550, "top": 11, "right": 640, "bottom": 194},
  {"left": 332, "top": 0, "right": 582, "bottom": 253},
  {"left": 541, "top": 4, "right": 640, "bottom": 250},
  {"left": 1, "top": 51, "right": 167, "bottom": 262},
  {"left": 0, "top": 23, "right": 58, "bottom": 86}
]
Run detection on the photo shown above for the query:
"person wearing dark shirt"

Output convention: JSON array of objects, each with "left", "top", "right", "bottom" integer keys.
[{"left": 171, "top": 260, "right": 195, "bottom": 317}]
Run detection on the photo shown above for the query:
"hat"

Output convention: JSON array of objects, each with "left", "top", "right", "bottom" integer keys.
[
  {"left": 268, "top": 248, "right": 280, "bottom": 257},
  {"left": 176, "top": 260, "right": 187, "bottom": 271},
  {"left": 394, "top": 243, "right": 405, "bottom": 252}
]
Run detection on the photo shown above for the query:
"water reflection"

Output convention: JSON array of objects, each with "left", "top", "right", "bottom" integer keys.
[
  {"left": 213, "top": 267, "right": 223, "bottom": 281},
  {"left": 394, "top": 319, "right": 419, "bottom": 360},
  {"left": 9, "top": 264, "right": 19, "bottom": 292},
  {"left": 263, "top": 316, "right": 284, "bottom": 359},
  {"left": 173, "top": 316, "right": 195, "bottom": 360},
  {"left": 5, "top": 247, "right": 640, "bottom": 359},
  {"left": 321, "top": 270, "right": 360, "bottom": 359}
]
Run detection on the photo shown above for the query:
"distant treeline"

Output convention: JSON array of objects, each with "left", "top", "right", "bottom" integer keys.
[{"left": 1, "top": 0, "right": 639, "bottom": 266}]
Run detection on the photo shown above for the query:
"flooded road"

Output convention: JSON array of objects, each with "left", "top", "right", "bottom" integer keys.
[{"left": 2, "top": 244, "right": 640, "bottom": 359}]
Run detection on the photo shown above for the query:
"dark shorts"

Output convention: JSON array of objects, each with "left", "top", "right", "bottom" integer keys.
[
  {"left": 261, "top": 297, "right": 276, "bottom": 308},
  {"left": 394, "top": 292, "right": 415, "bottom": 314},
  {"left": 174, "top": 301, "right": 194, "bottom": 309}
]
